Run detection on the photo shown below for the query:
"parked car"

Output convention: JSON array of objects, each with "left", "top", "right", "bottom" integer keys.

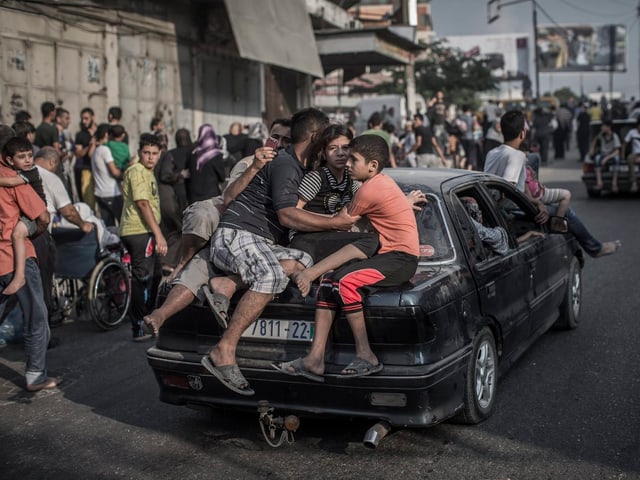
[
  {"left": 146, "top": 169, "right": 583, "bottom": 434},
  {"left": 582, "top": 118, "right": 639, "bottom": 196}
]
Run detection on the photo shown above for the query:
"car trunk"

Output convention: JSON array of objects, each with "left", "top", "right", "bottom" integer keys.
[{"left": 154, "top": 264, "right": 470, "bottom": 374}]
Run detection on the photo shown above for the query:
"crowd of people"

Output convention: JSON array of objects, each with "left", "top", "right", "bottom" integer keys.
[
  {"left": 368, "top": 91, "right": 638, "bottom": 181},
  {"left": 0, "top": 93, "right": 624, "bottom": 393}
]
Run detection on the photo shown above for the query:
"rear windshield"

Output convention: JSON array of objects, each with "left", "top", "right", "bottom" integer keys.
[
  {"left": 414, "top": 193, "right": 455, "bottom": 262},
  {"left": 397, "top": 183, "right": 455, "bottom": 263}
]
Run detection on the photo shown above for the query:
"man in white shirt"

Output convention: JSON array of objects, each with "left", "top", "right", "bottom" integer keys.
[
  {"left": 484, "top": 110, "right": 539, "bottom": 210},
  {"left": 92, "top": 124, "right": 123, "bottom": 226},
  {"left": 35, "top": 147, "right": 95, "bottom": 234},
  {"left": 484, "top": 110, "right": 620, "bottom": 258}
]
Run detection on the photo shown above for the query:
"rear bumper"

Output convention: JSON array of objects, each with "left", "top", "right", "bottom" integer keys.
[
  {"left": 146, "top": 346, "right": 470, "bottom": 428},
  {"left": 582, "top": 164, "right": 639, "bottom": 194}
]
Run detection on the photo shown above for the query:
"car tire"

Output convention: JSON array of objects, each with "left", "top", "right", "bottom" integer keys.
[
  {"left": 453, "top": 327, "right": 498, "bottom": 425},
  {"left": 555, "top": 256, "right": 581, "bottom": 330}
]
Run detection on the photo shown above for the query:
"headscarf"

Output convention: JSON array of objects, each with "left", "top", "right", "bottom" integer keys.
[
  {"left": 460, "top": 197, "right": 483, "bottom": 223},
  {"left": 192, "top": 124, "right": 223, "bottom": 171},
  {"left": 247, "top": 122, "right": 269, "bottom": 142}
]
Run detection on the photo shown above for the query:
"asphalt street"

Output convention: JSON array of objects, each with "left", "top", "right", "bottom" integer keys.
[{"left": 1, "top": 149, "right": 639, "bottom": 480}]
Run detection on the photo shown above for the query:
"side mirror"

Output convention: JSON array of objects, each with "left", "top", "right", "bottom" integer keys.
[{"left": 549, "top": 216, "right": 569, "bottom": 233}]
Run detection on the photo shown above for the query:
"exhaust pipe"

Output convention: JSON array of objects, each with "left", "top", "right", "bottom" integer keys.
[{"left": 363, "top": 421, "right": 391, "bottom": 449}]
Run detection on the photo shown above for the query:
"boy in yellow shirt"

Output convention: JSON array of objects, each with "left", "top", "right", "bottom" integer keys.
[{"left": 119, "top": 134, "right": 167, "bottom": 341}]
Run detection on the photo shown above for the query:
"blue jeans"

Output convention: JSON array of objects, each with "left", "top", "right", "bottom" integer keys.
[
  {"left": 594, "top": 154, "right": 620, "bottom": 168},
  {"left": 547, "top": 205, "right": 602, "bottom": 256},
  {"left": 0, "top": 258, "right": 50, "bottom": 386}
]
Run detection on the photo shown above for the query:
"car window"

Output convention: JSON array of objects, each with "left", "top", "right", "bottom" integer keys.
[
  {"left": 486, "top": 184, "right": 541, "bottom": 241},
  {"left": 451, "top": 193, "right": 489, "bottom": 263},
  {"left": 452, "top": 186, "right": 510, "bottom": 263}
]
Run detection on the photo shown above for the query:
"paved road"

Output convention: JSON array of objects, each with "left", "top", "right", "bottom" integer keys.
[{"left": 1, "top": 155, "right": 639, "bottom": 480}]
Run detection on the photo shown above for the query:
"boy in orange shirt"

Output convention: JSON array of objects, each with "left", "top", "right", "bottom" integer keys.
[{"left": 274, "top": 134, "right": 419, "bottom": 380}]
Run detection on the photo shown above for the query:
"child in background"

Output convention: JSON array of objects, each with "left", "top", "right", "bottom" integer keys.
[
  {"left": 106, "top": 124, "right": 130, "bottom": 170},
  {"left": 524, "top": 141, "right": 571, "bottom": 220},
  {"left": 119, "top": 134, "right": 167, "bottom": 341},
  {"left": 0, "top": 137, "right": 47, "bottom": 294}
]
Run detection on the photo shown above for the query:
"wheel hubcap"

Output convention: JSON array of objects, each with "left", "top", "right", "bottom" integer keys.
[
  {"left": 571, "top": 270, "right": 581, "bottom": 318},
  {"left": 475, "top": 340, "right": 496, "bottom": 409}
]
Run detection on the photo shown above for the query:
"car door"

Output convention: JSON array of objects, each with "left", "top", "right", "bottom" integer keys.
[
  {"left": 481, "top": 183, "right": 562, "bottom": 338},
  {"left": 449, "top": 183, "right": 534, "bottom": 362}
]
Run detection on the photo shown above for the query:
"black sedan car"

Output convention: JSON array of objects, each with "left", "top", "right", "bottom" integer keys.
[{"left": 147, "top": 169, "right": 583, "bottom": 433}]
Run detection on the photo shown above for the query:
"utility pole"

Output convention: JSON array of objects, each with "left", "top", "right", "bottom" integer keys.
[
  {"left": 488, "top": 0, "right": 540, "bottom": 100},
  {"left": 402, "top": 0, "right": 418, "bottom": 118},
  {"left": 532, "top": 0, "right": 539, "bottom": 100}
]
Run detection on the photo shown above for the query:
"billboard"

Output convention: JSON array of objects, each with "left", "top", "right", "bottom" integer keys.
[{"left": 536, "top": 24, "right": 626, "bottom": 72}]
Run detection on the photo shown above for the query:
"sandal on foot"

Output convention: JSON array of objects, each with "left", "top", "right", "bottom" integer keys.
[
  {"left": 202, "top": 288, "right": 229, "bottom": 329},
  {"left": 339, "top": 358, "right": 383, "bottom": 378},
  {"left": 272, "top": 358, "right": 324, "bottom": 383},
  {"left": 200, "top": 356, "right": 254, "bottom": 396}
]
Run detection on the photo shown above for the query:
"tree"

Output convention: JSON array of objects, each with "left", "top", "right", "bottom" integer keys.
[
  {"left": 413, "top": 40, "right": 498, "bottom": 108},
  {"left": 553, "top": 87, "right": 579, "bottom": 104}
]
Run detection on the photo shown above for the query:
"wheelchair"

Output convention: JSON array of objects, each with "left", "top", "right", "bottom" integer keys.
[{"left": 51, "top": 227, "right": 131, "bottom": 331}]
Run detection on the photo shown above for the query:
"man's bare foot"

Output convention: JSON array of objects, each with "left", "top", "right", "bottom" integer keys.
[
  {"left": 143, "top": 312, "right": 166, "bottom": 336},
  {"left": 3, "top": 276, "right": 25, "bottom": 296},
  {"left": 594, "top": 240, "right": 622, "bottom": 258},
  {"left": 291, "top": 270, "right": 314, "bottom": 297}
]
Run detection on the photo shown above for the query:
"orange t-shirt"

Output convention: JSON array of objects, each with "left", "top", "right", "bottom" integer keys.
[
  {"left": 0, "top": 165, "right": 47, "bottom": 276},
  {"left": 348, "top": 173, "right": 419, "bottom": 256}
]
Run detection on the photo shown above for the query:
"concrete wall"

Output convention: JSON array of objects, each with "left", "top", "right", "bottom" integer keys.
[{"left": 0, "top": 3, "right": 264, "bottom": 148}]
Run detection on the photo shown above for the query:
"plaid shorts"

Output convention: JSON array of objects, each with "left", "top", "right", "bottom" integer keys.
[{"left": 211, "top": 227, "right": 313, "bottom": 295}]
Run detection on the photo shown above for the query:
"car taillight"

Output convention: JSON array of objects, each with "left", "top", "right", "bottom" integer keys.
[
  {"left": 160, "top": 374, "right": 190, "bottom": 389},
  {"left": 583, "top": 163, "right": 595, "bottom": 174}
]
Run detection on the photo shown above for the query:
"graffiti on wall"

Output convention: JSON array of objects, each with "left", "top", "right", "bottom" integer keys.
[
  {"left": 88, "top": 55, "right": 100, "bottom": 83},
  {"left": 9, "top": 49, "right": 25, "bottom": 71}
]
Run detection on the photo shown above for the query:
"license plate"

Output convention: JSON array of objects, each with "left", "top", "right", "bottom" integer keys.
[{"left": 242, "top": 318, "right": 314, "bottom": 342}]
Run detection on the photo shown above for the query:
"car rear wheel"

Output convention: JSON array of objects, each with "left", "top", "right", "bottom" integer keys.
[
  {"left": 454, "top": 327, "right": 498, "bottom": 425},
  {"left": 555, "top": 256, "right": 581, "bottom": 330}
]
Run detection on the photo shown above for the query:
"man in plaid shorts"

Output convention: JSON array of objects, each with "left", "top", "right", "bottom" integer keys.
[{"left": 200, "top": 108, "right": 355, "bottom": 395}]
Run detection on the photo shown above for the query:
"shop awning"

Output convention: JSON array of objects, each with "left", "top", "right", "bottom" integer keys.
[
  {"left": 224, "top": 0, "right": 324, "bottom": 77},
  {"left": 315, "top": 27, "right": 425, "bottom": 73}
]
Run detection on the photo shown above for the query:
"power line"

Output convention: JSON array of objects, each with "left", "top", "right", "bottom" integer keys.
[
  {"left": 555, "top": 0, "right": 634, "bottom": 19},
  {"left": 536, "top": 2, "right": 568, "bottom": 32}
]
